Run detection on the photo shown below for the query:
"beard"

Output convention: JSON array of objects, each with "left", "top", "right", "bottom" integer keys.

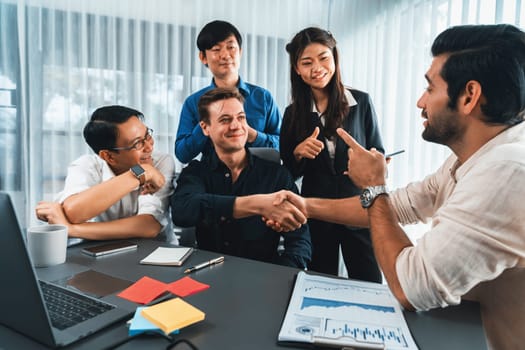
[{"left": 422, "top": 108, "right": 464, "bottom": 145}]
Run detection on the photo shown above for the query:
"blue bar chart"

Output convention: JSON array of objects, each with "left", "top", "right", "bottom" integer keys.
[{"left": 324, "top": 318, "right": 408, "bottom": 347}]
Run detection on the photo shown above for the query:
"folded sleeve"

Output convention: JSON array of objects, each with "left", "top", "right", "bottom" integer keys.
[
  {"left": 396, "top": 158, "right": 525, "bottom": 310},
  {"left": 54, "top": 155, "right": 104, "bottom": 203},
  {"left": 137, "top": 153, "right": 176, "bottom": 229},
  {"left": 389, "top": 156, "right": 456, "bottom": 225}
]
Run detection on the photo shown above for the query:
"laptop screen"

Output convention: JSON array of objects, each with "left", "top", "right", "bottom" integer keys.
[
  {"left": 0, "top": 192, "right": 135, "bottom": 348},
  {"left": 0, "top": 192, "right": 56, "bottom": 346}
]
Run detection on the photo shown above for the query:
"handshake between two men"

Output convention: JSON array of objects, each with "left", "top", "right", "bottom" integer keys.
[{"left": 261, "top": 128, "right": 389, "bottom": 232}]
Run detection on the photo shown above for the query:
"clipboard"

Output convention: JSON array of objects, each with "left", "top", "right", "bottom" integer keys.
[
  {"left": 277, "top": 271, "right": 418, "bottom": 350},
  {"left": 278, "top": 332, "right": 385, "bottom": 349},
  {"left": 276, "top": 272, "right": 384, "bottom": 350}
]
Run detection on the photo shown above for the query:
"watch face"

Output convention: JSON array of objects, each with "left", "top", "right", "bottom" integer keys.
[
  {"left": 360, "top": 189, "right": 373, "bottom": 208},
  {"left": 130, "top": 164, "right": 146, "bottom": 186},
  {"left": 360, "top": 186, "right": 388, "bottom": 208},
  {"left": 131, "top": 164, "right": 145, "bottom": 176}
]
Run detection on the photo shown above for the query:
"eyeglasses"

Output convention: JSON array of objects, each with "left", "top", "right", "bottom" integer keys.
[{"left": 110, "top": 128, "right": 154, "bottom": 151}]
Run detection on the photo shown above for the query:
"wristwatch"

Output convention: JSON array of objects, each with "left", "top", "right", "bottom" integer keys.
[
  {"left": 130, "top": 164, "right": 146, "bottom": 186},
  {"left": 360, "top": 185, "right": 388, "bottom": 208}
]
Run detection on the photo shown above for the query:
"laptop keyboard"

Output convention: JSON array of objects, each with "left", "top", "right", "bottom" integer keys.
[{"left": 39, "top": 280, "right": 115, "bottom": 330}]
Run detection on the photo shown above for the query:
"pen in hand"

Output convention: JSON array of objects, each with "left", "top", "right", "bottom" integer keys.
[
  {"left": 184, "top": 256, "right": 225, "bottom": 274},
  {"left": 385, "top": 149, "right": 405, "bottom": 158}
]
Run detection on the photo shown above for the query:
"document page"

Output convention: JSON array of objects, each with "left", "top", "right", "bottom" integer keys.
[{"left": 278, "top": 271, "right": 418, "bottom": 350}]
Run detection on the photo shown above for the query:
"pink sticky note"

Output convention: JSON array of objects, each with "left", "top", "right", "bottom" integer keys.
[
  {"left": 117, "top": 276, "right": 168, "bottom": 304},
  {"left": 166, "top": 276, "right": 210, "bottom": 297}
]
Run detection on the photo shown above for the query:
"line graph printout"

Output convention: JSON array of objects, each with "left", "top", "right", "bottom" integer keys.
[{"left": 278, "top": 271, "right": 418, "bottom": 350}]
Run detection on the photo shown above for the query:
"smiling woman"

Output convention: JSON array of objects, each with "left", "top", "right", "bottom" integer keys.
[{"left": 280, "top": 27, "right": 385, "bottom": 282}]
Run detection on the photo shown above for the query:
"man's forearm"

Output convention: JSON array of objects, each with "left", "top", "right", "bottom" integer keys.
[
  {"left": 63, "top": 171, "right": 140, "bottom": 223},
  {"left": 367, "top": 195, "right": 414, "bottom": 310},
  {"left": 68, "top": 214, "right": 161, "bottom": 240},
  {"left": 233, "top": 195, "right": 266, "bottom": 218},
  {"left": 306, "top": 196, "right": 369, "bottom": 227}
]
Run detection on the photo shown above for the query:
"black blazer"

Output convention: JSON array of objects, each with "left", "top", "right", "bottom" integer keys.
[{"left": 280, "top": 88, "right": 385, "bottom": 199}]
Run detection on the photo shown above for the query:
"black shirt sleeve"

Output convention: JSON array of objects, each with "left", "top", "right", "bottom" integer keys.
[{"left": 170, "top": 160, "right": 236, "bottom": 227}]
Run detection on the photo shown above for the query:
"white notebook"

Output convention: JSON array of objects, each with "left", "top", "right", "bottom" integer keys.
[{"left": 139, "top": 247, "right": 193, "bottom": 266}]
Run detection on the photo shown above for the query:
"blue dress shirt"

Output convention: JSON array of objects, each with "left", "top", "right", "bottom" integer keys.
[{"left": 175, "top": 77, "right": 281, "bottom": 163}]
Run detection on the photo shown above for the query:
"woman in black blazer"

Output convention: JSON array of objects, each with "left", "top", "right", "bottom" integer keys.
[{"left": 281, "top": 27, "right": 385, "bottom": 282}]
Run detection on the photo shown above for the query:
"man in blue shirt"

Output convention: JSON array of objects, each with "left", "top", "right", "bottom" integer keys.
[
  {"left": 171, "top": 88, "right": 311, "bottom": 268},
  {"left": 175, "top": 20, "right": 281, "bottom": 164}
]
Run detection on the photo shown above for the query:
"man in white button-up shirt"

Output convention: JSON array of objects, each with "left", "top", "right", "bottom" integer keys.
[
  {"left": 36, "top": 105, "right": 176, "bottom": 243},
  {"left": 271, "top": 24, "right": 525, "bottom": 349}
]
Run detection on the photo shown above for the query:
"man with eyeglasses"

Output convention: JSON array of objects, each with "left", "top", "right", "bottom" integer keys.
[
  {"left": 175, "top": 20, "right": 281, "bottom": 164},
  {"left": 35, "top": 105, "right": 177, "bottom": 243}
]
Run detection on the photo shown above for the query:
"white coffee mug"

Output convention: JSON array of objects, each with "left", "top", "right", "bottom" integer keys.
[{"left": 27, "top": 224, "right": 68, "bottom": 267}]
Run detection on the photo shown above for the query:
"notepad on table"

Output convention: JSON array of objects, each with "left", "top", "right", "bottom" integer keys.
[
  {"left": 140, "top": 247, "right": 193, "bottom": 266},
  {"left": 167, "top": 276, "right": 210, "bottom": 297},
  {"left": 117, "top": 276, "right": 168, "bottom": 304},
  {"left": 141, "top": 297, "right": 205, "bottom": 335}
]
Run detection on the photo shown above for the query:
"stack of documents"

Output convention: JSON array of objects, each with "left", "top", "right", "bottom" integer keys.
[
  {"left": 141, "top": 298, "right": 205, "bottom": 335},
  {"left": 278, "top": 271, "right": 418, "bottom": 350}
]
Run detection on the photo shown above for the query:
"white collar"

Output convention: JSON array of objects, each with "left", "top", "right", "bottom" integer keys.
[
  {"left": 100, "top": 156, "right": 118, "bottom": 182},
  {"left": 311, "top": 88, "right": 357, "bottom": 114}
]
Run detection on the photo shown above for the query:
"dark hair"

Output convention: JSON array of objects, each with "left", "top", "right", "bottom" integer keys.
[
  {"left": 284, "top": 27, "right": 348, "bottom": 140},
  {"left": 83, "top": 105, "right": 144, "bottom": 154},
  {"left": 432, "top": 24, "right": 525, "bottom": 125},
  {"left": 197, "top": 20, "right": 243, "bottom": 53},
  {"left": 198, "top": 87, "right": 245, "bottom": 123}
]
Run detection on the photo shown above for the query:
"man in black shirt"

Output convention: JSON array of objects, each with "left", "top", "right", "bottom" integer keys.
[{"left": 171, "top": 88, "right": 311, "bottom": 268}]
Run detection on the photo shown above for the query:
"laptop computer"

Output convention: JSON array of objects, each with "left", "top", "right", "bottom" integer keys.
[{"left": 0, "top": 192, "right": 133, "bottom": 348}]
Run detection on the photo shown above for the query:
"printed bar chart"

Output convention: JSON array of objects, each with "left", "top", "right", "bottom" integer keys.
[{"left": 278, "top": 271, "right": 418, "bottom": 350}]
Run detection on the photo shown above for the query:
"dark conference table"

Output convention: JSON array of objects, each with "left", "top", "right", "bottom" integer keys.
[{"left": 0, "top": 239, "right": 487, "bottom": 349}]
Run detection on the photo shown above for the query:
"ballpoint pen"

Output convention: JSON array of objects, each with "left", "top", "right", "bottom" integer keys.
[
  {"left": 184, "top": 256, "right": 225, "bottom": 274},
  {"left": 385, "top": 149, "right": 405, "bottom": 158}
]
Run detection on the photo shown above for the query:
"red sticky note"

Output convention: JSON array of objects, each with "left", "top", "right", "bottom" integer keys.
[
  {"left": 166, "top": 276, "right": 210, "bottom": 297},
  {"left": 117, "top": 276, "right": 168, "bottom": 304}
]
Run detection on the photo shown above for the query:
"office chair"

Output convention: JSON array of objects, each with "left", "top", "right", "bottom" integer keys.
[{"left": 248, "top": 147, "right": 281, "bottom": 164}]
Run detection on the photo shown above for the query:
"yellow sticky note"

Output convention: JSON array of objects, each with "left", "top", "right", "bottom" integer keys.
[{"left": 141, "top": 298, "right": 205, "bottom": 335}]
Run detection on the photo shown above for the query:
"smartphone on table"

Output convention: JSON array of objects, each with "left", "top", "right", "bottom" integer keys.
[{"left": 81, "top": 241, "right": 138, "bottom": 257}]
